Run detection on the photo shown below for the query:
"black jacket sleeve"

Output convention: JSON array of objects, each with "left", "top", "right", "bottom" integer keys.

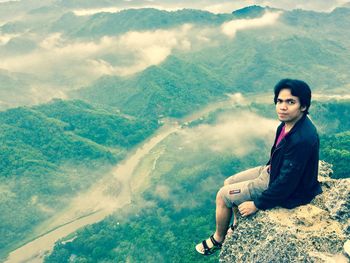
[{"left": 253, "top": 140, "right": 312, "bottom": 210}]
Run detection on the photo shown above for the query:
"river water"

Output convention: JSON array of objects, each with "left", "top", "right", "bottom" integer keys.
[{"left": 5, "top": 124, "right": 180, "bottom": 263}]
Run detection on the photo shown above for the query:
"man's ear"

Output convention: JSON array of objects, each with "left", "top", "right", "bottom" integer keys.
[{"left": 300, "top": 106, "right": 307, "bottom": 112}]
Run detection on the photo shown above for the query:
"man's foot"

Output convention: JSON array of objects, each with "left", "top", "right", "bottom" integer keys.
[{"left": 195, "top": 234, "right": 223, "bottom": 255}]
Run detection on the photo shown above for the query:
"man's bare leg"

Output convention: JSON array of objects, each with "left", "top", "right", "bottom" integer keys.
[
  {"left": 213, "top": 193, "right": 232, "bottom": 242},
  {"left": 195, "top": 194, "right": 234, "bottom": 254}
]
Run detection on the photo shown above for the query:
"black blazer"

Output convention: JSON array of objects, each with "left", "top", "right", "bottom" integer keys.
[{"left": 253, "top": 114, "right": 322, "bottom": 210}]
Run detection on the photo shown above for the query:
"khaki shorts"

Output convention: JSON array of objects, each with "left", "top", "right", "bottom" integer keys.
[{"left": 218, "top": 165, "right": 270, "bottom": 208}]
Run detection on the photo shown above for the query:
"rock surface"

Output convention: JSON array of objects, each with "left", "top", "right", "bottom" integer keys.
[{"left": 220, "top": 161, "right": 350, "bottom": 263}]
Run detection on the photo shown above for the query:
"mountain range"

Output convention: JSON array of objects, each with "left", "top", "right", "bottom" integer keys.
[{"left": 1, "top": 5, "right": 350, "bottom": 110}]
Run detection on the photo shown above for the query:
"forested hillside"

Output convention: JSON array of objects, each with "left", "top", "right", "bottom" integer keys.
[
  {"left": 1, "top": 5, "right": 350, "bottom": 110},
  {"left": 74, "top": 56, "right": 232, "bottom": 118},
  {"left": 0, "top": 99, "right": 158, "bottom": 258},
  {"left": 73, "top": 6, "right": 350, "bottom": 117}
]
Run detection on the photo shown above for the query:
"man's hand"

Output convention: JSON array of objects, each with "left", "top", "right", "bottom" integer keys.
[{"left": 238, "top": 201, "right": 258, "bottom": 217}]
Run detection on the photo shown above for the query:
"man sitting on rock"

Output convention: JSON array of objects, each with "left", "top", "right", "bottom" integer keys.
[{"left": 196, "top": 79, "right": 322, "bottom": 255}]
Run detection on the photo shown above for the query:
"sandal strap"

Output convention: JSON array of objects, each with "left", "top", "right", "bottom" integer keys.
[
  {"left": 202, "top": 240, "right": 210, "bottom": 253},
  {"left": 202, "top": 239, "right": 216, "bottom": 255},
  {"left": 209, "top": 235, "right": 222, "bottom": 248},
  {"left": 198, "top": 235, "right": 222, "bottom": 255}
]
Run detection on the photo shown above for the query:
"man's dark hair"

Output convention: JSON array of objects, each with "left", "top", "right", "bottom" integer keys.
[{"left": 273, "top": 78, "right": 312, "bottom": 114}]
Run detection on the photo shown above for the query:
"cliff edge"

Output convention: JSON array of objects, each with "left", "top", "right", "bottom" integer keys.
[{"left": 220, "top": 161, "right": 350, "bottom": 262}]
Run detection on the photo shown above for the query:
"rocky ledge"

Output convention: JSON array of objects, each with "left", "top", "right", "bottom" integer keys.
[{"left": 220, "top": 161, "right": 350, "bottom": 263}]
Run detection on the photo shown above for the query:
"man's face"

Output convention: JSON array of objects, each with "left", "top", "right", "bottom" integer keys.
[{"left": 276, "top": 88, "right": 306, "bottom": 125}]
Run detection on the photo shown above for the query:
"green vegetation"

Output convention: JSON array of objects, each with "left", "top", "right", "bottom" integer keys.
[
  {"left": 310, "top": 101, "right": 350, "bottom": 179},
  {"left": 0, "top": 106, "right": 115, "bottom": 177},
  {"left": 34, "top": 99, "right": 158, "bottom": 148},
  {"left": 321, "top": 131, "right": 350, "bottom": 179},
  {"left": 45, "top": 118, "right": 271, "bottom": 263},
  {"left": 55, "top": 8, "right": 235, "bottom": 38},
  {"left": 312, "top": 101, "right": 350, "bottom": 134},
  {"left": 0, "top": 99, "right": 159, "bottom": 259},
  {"left": 74, "top": 56, "right": 232, "bottom": 119}
]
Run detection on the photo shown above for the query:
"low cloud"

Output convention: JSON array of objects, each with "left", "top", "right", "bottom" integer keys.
[
  {"left": 1, "top": 12, "right": 282, "bottom": 82},
  {"left": 154, "top": 184, "right": 171, "bottom": 200},
  {"left": 112, "top": 25, "right": 193, "bottom": 75},
  {"left": 73, "top": 7, "right": 123, "bottom": 16},
  {"left": 0, "top": 24, "right": 195, "bottom": 82},
  {"left": 29, "top": 85, "right": 68, "bottom": 103},
  {"left": 313, "top": 93, "right": 350, "bottom": 100},
  {"left": 221, "top": 11, "right": 282, "bottom": 38},
  {"left": 226, "top": 93, "right": 246, "bottom": 104},
  {"left": 0, "top": 33, "right": 18, "bottom": 45},
  {"left": 182, "top": 112, "right": 278, "bottom": 157},
  {"left": 0, "top": 4, "right": 289, "bottom": 108},
  {"left": 0, "top": 13, "right": 281, "bottom": 107},
  {"left": 203, "top": 1, "right": 254, "bottom": 14}
]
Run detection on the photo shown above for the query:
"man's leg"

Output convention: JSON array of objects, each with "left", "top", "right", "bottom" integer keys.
[
  {"left": 195, "top": 192, "right": 233, "bottom": 254},
  {"left": 213, "top": 191, "right": 233, "bottom": 242},
  {"left": 224, "top": 166, "right": 264, "bottom": 186},
  {"left": 196, "top": 180, "right": 251, "bottom": 254},
  {"left": 196, "top": 166, "right": 268, "bottom": 255}
]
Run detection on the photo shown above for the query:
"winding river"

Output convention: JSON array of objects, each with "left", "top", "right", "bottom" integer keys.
[{"left": 5, "top": 123, "right": 180, "bottom": 263}]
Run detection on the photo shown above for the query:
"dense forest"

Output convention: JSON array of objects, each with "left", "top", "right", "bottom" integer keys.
[{"left": 0, "top": 99, "right": 158, "bottom": 258}]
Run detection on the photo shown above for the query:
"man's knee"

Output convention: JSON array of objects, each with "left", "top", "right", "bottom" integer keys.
[
  {"left": 223, "top": 178, "right": 230, "bottom": 186},
  {"left": 216, "top": 187, "right": 229, "bottom": 207}
]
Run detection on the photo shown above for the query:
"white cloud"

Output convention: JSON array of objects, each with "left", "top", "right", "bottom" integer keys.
[
  {"left": 203, "top": 1, "right": 254, "bottom": 14},
  {"left": 182, "top": 112, "right": 278, "bottom": 156},
  {"left": 0, "top": 7, "right": 286, "bottom": 107},
  {"left": 0, "top": 10, "right": 284, "bottom": 108},
  {"left": 29, "top": 85, "right": 67, "bottom": 103},
  {"left": 154, "top": 184, "right": 170, "bottom": 200},
  {"left": 112, "top": 25, "right": 192, "bottom": 75},
  {"left": 226, "top": 93, "right": 246, "bottom": 104},
  {"left": 0, "top": 24, "right": 197, "bottom": 84},
  {"left": 221, "top": 11, "right": 282, "bottom": 38},
  {"left": 73, "top": 7, "right": 123, "bottom": 16},
  {"left": 39, "top": 33, "right": 64, "bottom": 49},
  {"left": 0, "top": 33, "right": 18, "bottom": 45},
  {"left": 313, "top": 93, "right": 350, "bottom": 100}
]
